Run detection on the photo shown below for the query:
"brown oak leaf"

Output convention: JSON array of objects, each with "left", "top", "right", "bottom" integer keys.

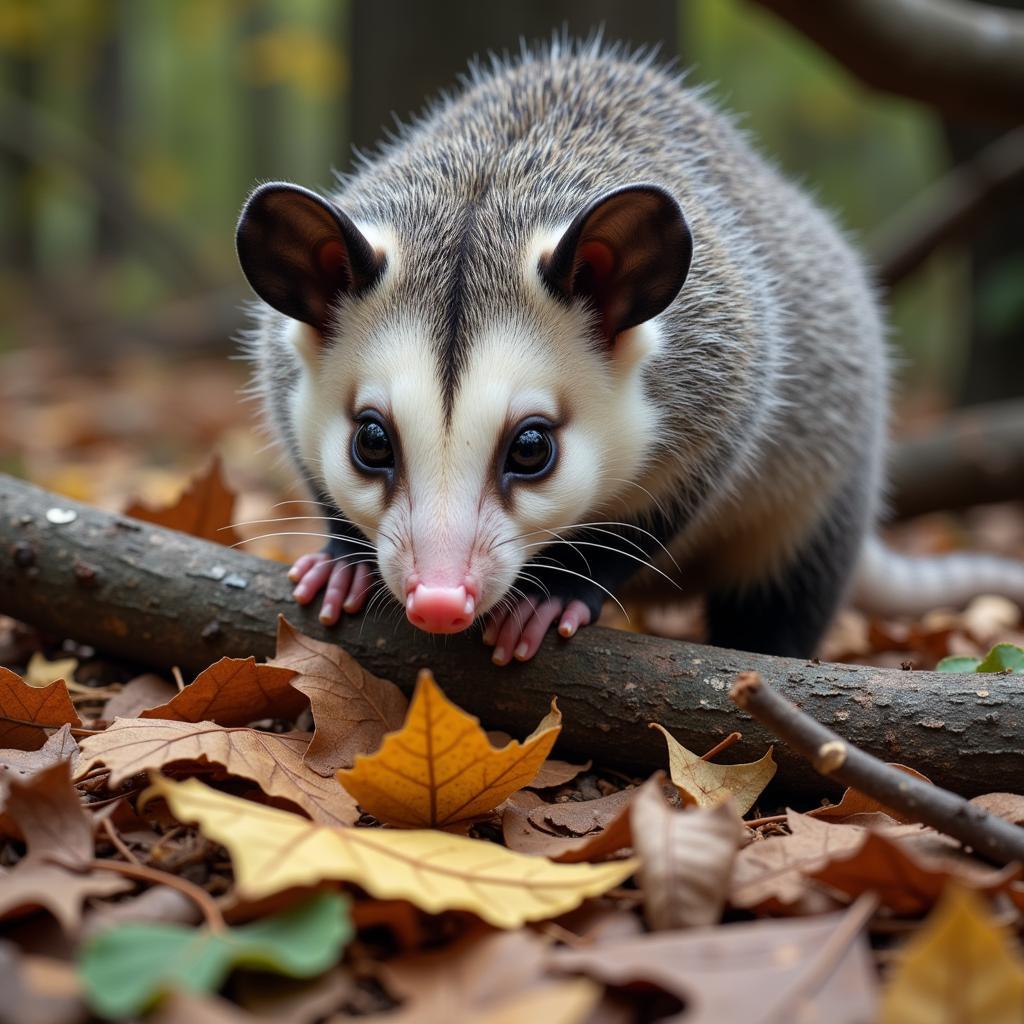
[
  {"left": 270, "top": 618, "right": 407, "bottom": 774},
  {"left": 0, "top": 724, "right": 79, "bottom": 839},
  {"left": 77, "top": 718, "right": 357, "bottom": 826},
  {"left": 0, "top": 666, "right": 82, "bottom": 750},
  {"left": 139, "top": 657, "right": 303, "bottom": 726}
]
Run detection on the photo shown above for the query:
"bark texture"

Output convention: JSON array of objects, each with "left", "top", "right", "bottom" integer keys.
[{"left": 1, "top": 474, "right": 1019, "bottom": 799}]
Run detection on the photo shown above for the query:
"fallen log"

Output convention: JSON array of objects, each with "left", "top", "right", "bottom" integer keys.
[{"left": 1, "top": 474, "right": 1019, "bottom": 799}]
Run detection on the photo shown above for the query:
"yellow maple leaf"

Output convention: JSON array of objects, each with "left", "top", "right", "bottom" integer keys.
[
  {"left": 148, "top": 775, "right": 635, "bottom": 930},
  {"left": 337, "top": 670, "right": 561, "bottom": 828},
  {"left": 880, "top": 885, "right": 1024, "bottom": 1024},
  {"left": 650, "top": 723, "right": 775, "bottom": 816}
]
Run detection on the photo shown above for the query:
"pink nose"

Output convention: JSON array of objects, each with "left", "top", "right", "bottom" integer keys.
[{"left": 406, "top": 583, "right": 476, "bottom": 634}]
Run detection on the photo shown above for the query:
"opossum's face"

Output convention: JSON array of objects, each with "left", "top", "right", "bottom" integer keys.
[{"left": 237, "top": 183, "right": 690, "bottom": 634}]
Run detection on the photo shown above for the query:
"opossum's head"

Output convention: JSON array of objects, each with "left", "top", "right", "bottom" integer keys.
[{"left": 237, "top": 182, "right": 690, "bottom": 634}]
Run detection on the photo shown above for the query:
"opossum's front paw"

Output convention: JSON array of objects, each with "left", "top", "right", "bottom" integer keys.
[
  {"left": 288, "top": 551, "right": 373, "bottom": 626},
  {"left": 482, "top": 597, "right": 592, "bottom": 666}
]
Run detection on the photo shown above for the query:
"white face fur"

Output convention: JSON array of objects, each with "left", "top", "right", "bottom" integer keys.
[{"left": 287, "top": 227, "right": 666, "bottom": 622}]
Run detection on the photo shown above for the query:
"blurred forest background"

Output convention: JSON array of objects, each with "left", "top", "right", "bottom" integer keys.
[{"left": 0, "top": 0, "right": 1022, "bottom": 532}]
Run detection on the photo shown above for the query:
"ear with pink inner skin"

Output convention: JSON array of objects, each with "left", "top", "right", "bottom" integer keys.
[
  {"left": 540, "top": 184, "right": 692, "bottom": 344},
  {"left": 235, "top": 182, "right": 384, "bottom": 333}
]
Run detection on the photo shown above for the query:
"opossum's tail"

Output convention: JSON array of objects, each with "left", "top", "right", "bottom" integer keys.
[{"left": 852, "top": 534, "right": 1024, "bottom": 617}]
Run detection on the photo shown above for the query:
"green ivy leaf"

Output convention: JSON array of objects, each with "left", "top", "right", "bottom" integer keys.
[
  {"left": 936, "top": 655, "right": 983, "bottom": 673},
  {"left": 976, "top": 643, "right": 1024, "bottom": 674},
  {"left": 80, "top": 890, "right": 351, "bottom": 1019},
  {"left": 937, "top": 643, "right": 1024, "bottom": 675}
]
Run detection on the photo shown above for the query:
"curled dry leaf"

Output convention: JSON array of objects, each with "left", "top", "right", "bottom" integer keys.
[
  {"left": 808, "top": 763, "right": 933, "bottom": 824},
  {"left": 0, "top": 666, "right": 82, "bottom": 750},
  {"left": 124, "top": 455, "right": 241, "bottom": 546},
  {"left": 631, "top": 778, "right": 746, "bottom": 930},
  {"left": 526, "top": 757, "right": 592, "bottom": 790},
  {"left": 528, "top": 787, "right": 634, "bottom": 837},
  {"left": 501, "top": 790, "right": 634, "bottom": 863},
  {"left": 139, "top": 657, "right": 303, "bottom": 726},
  {"left": 338, "top": 669, "right": 561, "bottom": 829},
  {"left": 149, "top": 775, "right": 637, "bottom": 930},
  {"left": 880, "top": 886, "right": 1024, "bottom": 1024},
  {"left": 550, "top": 902, "right": 879, "bottom": 1024},
  {"left": 651, "top": 722, "right": 775, "bottom": 815},
  {"left": 270, "top": 617, "right": 407, "bottom": 774},
  {"left": 732, "top": 811, "right": 1022, "bottom": 916},
  {"left": 809, "top": 828, "right": 1022, "bottom": 915},
  {"left": 971, "top": 792, "right": 1024, "bottom": 827},
  {"left": 0, "top": 761, "right": 131, "bottom": 931},
  {"left": 77, "top": 718, "right": 358, "bottom": 826}
]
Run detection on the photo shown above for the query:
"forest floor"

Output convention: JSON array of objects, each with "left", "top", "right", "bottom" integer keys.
[{"left": 2, "top": 344, "right": 1024, "bottom": 1022}]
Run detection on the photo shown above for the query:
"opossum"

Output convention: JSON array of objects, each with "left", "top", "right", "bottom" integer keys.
[{"left": 236, "top": 41, "right": 1024, "bottom": 664}]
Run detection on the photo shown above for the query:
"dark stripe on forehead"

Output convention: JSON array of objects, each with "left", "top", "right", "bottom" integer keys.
[{"left": 438, "top": 179, "right": 493, "bottom": 422}]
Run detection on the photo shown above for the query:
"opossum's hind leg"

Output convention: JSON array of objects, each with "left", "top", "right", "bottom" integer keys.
[{"left": 706, "top": 481, "right": 869, "bottom": 658}]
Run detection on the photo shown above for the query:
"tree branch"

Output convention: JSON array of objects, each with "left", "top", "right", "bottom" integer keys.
[
  {"left": 1, "top": 474, "right": 1020, "bottom": 800},
  {"left": 889, "top": 399, "right": 1024, "bottom": 519},
  {"left": 873, "top": 128, "right": 1024, "bottom": 290},
  {"left": 749, "top": 0, "right": 1024, "bottom": 124},
  {"left": 730, "top": 671, "right": 1024, "bottom": 866}
]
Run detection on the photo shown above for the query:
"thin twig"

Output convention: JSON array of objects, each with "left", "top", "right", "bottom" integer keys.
[
  {"left": 744, "top": 813, "right": 790, "bottom": 829},
  {"left": 700, "top": 731, "right": 742, "bottom": 762},
  {"left": 729, "top": 672, "right": 1024, "bottom": 866},
  {"left": 47, "top": 856, "right": 226, "bottom": 932},
  {"left": 102, "top": 817, "right": 141, "bottom": 866}
]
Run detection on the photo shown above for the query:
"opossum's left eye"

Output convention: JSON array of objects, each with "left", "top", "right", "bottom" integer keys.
[
  {"left": 504, "top": 423, "right": 555, "bottom": 479},
  {"left": 352, "top": 417, "right": 394, "bottom": 473}
]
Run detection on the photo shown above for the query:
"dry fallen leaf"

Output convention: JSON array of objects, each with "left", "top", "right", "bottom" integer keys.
[
  {"left": 149, "top": 775, "right": 636, "bottom": 930},
  {"left": 731, "top": 811, "right": 865, "bottom": 912},
  {"left": 810, "top": 828, "right": 1021, "bottom": 915},
  {"left": 139, "top": 657, "right": 303, "bottom": 726},
  {"left": 526, "top": 757, "right": 592, "bottom": 790},
  {"left": 631, "top": 779, "right": 745, "bottom": 930},
  {"left": 338, "top": 669, "right": 560, "bottom": 828},
  {"left": 24, "top": 652, "right": 79, "bottom": 688},
  {"left": 270, "top": 618, "right": 407, "bottom": 774},
  {"left": 124, "top": 455, "right": 241, "bottom": 546},
  {"left": 880, "top": 886, "right": 1024, "bottom": 1024},
  {"left": 971, "top": 792, "right": 1024, "bottom": 827},
  {"left": 501, "top": 790, "right": 634, "bottom": 863},
  {"left": 102, "top": 674, "right": 178, "bottom": 720},
  {"left": 0, "top": 761, "right": 131, "bottom": 931},
  {"left": 551, "top": 902, "right": 878, "bottom": 1024},
  {"left": 808, "top": 764, "right": 933, "bottom": 824},
  {"left": 77, "top": 718, "right": 358, "bottom": 826},
  {"left": 0, "top": 667, "right": 82, "bottom": 750},
  {"left": 651, "top": 723, "right": 775, "bottom": 815},
  {"left": 0, "top": 724, "right": 79, "bottom": 839},
  {"left": 528, "top": 787, "right": 634, "bottom": 837},
  {"left": 474, "top": 979, "right": 600, "bottom": 1024}
]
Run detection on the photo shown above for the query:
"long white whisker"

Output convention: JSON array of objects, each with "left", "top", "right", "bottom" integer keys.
[
  {"left": 522, "top": 560, "right": 628, "bottom": 619},
  {"left": 520, "top": 539, "right": 682, "bottom": 590}
]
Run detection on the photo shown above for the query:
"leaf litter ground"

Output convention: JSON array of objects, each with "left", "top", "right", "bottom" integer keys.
[{"left": 2, "top": 358, "right": 1024, "bottom": 1021}]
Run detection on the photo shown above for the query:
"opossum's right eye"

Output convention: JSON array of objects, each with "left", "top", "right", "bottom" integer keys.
[{"left": 352, "top": 417, "right": 394, "bottom": 473}]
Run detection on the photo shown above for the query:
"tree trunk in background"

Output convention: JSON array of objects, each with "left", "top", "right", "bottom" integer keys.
[
  {"left": 348, "top": 0, "right": 678, "bottom": 156},
  {"left": 947, "top": 0, "right": 1024, "bottom": 406}
]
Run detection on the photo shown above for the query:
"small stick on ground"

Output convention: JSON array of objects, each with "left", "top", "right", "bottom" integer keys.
[{"left": 729, "top": 671, "right": 1024, "bottom": 867}]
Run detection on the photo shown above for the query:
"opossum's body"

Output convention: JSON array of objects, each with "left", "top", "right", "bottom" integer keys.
[{"left": 237, "top": 44, "right": 1024, "bottom": 661}]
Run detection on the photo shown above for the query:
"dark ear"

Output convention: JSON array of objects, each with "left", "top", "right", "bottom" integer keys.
[
  {"left": 540, "top": 184, "right": 692, "bottom": 343},
  {"left": 236, "top": 182, "right": 384, "bottom": 332}
]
